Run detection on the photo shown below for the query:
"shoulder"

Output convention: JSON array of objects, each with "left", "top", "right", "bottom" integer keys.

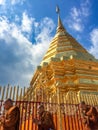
[
  {"left": 86, "top": 106, "right": 97, "bottom": 115},
  {"left": 89, "top": 106, "right": 97, "bottom": 111},
  {"left": 8, "top": 106, "right": 20, "bottom": 114}
]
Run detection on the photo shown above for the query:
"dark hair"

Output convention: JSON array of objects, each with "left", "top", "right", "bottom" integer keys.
[
  {"left": 38, "top": 104, "right": 44, "bottom": 109},
  {"left": 80, "top": 101, "right": 85, "bottom": 105},
  {"left": 4, "top": 98, "right": 13, "bottom": 103}
]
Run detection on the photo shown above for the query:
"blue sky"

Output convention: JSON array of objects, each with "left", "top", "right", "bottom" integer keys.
[{"left": 0, "top": 0, "right": 98, "bottom": 87}]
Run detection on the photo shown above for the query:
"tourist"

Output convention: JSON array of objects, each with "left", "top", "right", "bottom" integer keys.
[
  {"left": 33, "top": 104, "right": 55, "bottom": 130},
  {"left": 0, "top": 98, "right": 20, "bottom": 130},
  {"left": 79, "top": 101, "right": 98, "bottom": 130}
]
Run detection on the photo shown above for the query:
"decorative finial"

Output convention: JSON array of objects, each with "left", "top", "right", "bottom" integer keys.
[
  {"left": 56, "top": 5, "right": 60, "bottom": 14},
  {"left": 56, "top": 5, "right": 66, "bottom": 33}
]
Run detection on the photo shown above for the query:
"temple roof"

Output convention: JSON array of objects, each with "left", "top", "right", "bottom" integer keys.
[{"left": 40, "top": 12, "right": 97, "bottom": 66}]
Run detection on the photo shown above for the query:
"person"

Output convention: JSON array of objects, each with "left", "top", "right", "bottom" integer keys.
[
  {"left": 0, "top": 98, "right": 20, "bottom": 130},
  {"left": 79, "top": 101, "right": 98, "bottom": 130},
  {"left": 33, "top": 104, "right": 55, "bottom": 130}
]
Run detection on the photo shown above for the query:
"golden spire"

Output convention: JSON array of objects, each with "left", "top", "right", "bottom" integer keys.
[{"left": 56, "top": 6, "right": 66, "bottom": 33}]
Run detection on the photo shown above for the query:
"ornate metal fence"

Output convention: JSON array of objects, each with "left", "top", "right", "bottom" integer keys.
[
  {"left": 0, "top": 101, "right": 85, "bottom": 130},
  {"left": 0, "top": 85, "right": 28, "bottom": 101},
  {"left": 0, "top": 85, "right": 88, "bottom": 130}
]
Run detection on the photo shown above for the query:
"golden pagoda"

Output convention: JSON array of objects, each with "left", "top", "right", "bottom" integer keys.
[
  {"left": 1, "top": 7, "right": 98, "bottom": 130},
  {"left": 24, "top": 7, "right": 98, "bottom": 107},
  {"left": 16, "top": 7, "right": 98, "bottom": 130}
]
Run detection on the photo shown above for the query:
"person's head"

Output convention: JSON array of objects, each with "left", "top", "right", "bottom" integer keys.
[
  {"left": 3, "top": 98, "right": 13, "bottom": 110},
  {"left": 79, "top": 101, "right": 87, "bottom": 110},
  {"left": 37, "top": 104, "right": 44, "bottom": 115}
]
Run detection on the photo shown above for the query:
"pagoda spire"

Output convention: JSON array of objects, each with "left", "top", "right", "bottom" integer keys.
[{"left": 56, "top": 6, "right": 66, "bottom": 33}]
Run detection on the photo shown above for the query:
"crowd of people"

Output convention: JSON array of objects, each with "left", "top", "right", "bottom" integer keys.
[
  {"left": 0, "top": 98, "right": 55, "bottom": 130},
  {"left": 1, "top": 99, "right": 98, "bottom": 130}
]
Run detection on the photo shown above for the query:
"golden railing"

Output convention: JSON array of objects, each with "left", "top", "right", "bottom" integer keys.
[
  {"left": 1, "top": 85, "right": 98, "bottom": 130},
  {"left": 0, "top": 85, "right": 28, "bottom": 101},
  {"left": 0, "top": 100, "right": 85, "bottom": 130}
]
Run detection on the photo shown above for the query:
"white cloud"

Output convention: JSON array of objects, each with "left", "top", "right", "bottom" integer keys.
[
  {"left": 21, "top": 12, "right": 33, "bottom": 34},
  {"left": 0, "top": 14, "right": 55, "bottom": 87},
  {"left": 66, "top": 0, "right": 90, "bottom": 32},
  {"left": 0, "top": 0, "right": 25, "bottom": 6},
  {"left": 89, "top": 28, "right": 98, "bottom": 58},
  {"left": 70, "top": 22, "right": 83, "bottom": 32},
  {"left": 15, "top": 15, "right": 20, "bottom": 22},
  {"left": 0, "top": 0, "right": 5, "bottom": 5},
  {"left": 81, "top": 0, "right": 90, "bottom": 17},
  {"left": 11, "top": 0, "right": 25, "bottom": 5}
]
